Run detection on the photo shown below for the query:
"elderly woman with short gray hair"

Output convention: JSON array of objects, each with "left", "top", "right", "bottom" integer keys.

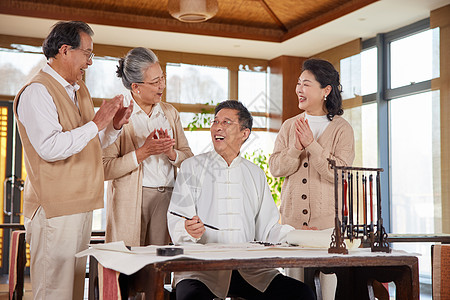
[{"left": 103, "top": 47, "right": 193, "bottom": 247}]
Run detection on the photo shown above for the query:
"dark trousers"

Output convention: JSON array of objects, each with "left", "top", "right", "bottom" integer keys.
[{"left": 175, "top": 270, "right": 316, "bottom": 300}]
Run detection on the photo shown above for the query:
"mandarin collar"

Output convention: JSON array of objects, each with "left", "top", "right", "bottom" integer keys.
[{"left": 210, "top": 150, "right": 242, "bottom": 168}]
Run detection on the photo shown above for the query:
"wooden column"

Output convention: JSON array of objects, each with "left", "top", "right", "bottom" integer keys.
[
  {"left": 268, "top": 55, "right": 306, "bottom": 131},
  {"left": 228, "top": 69, "right": 238, "bottom": 100},
  {"left": 431, "top": 4, "right": 450, "bottom": 233}
]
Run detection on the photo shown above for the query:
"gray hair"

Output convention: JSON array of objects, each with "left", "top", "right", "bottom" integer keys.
[{"left": 116, "top": 47, "right": 159, "bottom": 90}]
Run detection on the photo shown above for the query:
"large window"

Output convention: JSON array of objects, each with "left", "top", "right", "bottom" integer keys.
[
  {"left": 0, "top": 46, "right": 46, "bottom": 96},
  {"left": 340, "top": 21, "right": 440, "bottom": 299},
  {"left": 340, "top": 47, "right": 378, "bottom": 167},
  {"left": 361, "top": 102, "right": 378, "bottom": 168},
  {"left": 340, "top": 55, "right": 361, "bottom": 100},
  {"left": 85, "top": 57, "right": 128, "bottom": 99},
  {"left": 238, "top": 70, "right": 267, "bottom": 112},
  {"left": 360, "top": 47, "right": 377, "bottom": 96},
  {"left": 390, "top": 91, "right": 440, "bottom": 235},
  {"left": 360, "top": 22, "right": 440, "bottom": 299},
  {"left": 238, "top": 69, "right": 275, "bottom": 155},
  {"left": 390, "top": 29, "right": 439, "bottom": 89},
  {"left": 171, "top": 65, "right": 272, "bottom": 156},
  {"left": 389, "top": 91, "right": 440, "bottom": 299},
  {"left": 166, "top": 63, "right": 228, "bottom": 105},
  {"left": 166, "top": 63, "right": 229, "bottom": 131}
]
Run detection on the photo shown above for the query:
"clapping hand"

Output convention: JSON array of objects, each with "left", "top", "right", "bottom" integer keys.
[
  {"left": 157, "top": 128, "right": 176, "bottom": 161},
  {"left": 295, "top": 117, "right": 314, "bottom": 150},
  {"left": 92, "top": 95, "right": 123, "bottom": 131},
  {"left": 135, "top": 128, "right": 176, "bottom": 163},
  {"left": 113, "top": 99, "right": 134, "bottom": 130}
]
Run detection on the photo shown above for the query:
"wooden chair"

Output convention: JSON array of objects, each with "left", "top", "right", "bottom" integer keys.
[
  {"left": 89, "top": 256, "right": 122, "bottom": 300},
  {"left": 97, "top": 263, "right": 122, "bottom": 300},
  {"left": 8, "top": 230, "right": 26, "bottom": 300},
  {"left": 432, "top": 244, "right": 450, "bottom": 300}
]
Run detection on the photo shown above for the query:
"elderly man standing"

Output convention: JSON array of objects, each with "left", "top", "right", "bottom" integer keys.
[
  {"left": 13, "top": 21, "right": 132, "bottom": 299},
  {"left": 167, "top": 100, "right": 315, "bottom": 300}
]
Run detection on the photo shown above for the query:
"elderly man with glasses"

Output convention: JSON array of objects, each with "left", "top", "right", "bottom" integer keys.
[
  {"left": 13, "top": 21, "right": 132, "bottom": 299},
  {"left": 167, "top": 100, "right": 315, "bottom": 300}
]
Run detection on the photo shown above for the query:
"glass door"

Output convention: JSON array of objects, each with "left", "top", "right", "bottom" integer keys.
[{"left": 0, "top": 100, "right": 24, "bottom": 275}]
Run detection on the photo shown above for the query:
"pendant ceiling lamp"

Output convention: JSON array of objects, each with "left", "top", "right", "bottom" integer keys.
[{"left": 168, "top": 0, "right": 219, "bottom": 23}]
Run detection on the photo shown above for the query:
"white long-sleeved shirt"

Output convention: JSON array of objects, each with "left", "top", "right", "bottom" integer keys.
[
  {"left": 126, "top": 94, "right": 179, "bottom": 187},
  {"left": 167, "top": 150, "right": 294, "bottom": 298},
  {"left": 17, "top": 63, "right": 120, "bottom": 162}
]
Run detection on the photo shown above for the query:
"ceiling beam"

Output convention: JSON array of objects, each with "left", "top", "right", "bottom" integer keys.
[
  {"left": 0, "top": 0, "right": 379, "bottom": 43},
  {"left": 0, "top": 0, "right": 283, "bottom": 42},
  {"left": 258, "top": 0, "right": 288, "bottom": 32},
  {"left": 281, "top": 0, "right": 379, "bottom": 42}
]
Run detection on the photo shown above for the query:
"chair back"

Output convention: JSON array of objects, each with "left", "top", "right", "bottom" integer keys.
[
  {"left": 432, "top": 244, "right": 450, "bottom": 300},
  {"left": 9, "top": 230, "right": 26, "bottom": 300},
  {"left": 98, "top": 263, "right": 122, "bottom": 300}
]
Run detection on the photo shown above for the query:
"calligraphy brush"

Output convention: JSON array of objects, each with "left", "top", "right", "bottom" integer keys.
[{"left": 169, "top": 211, "right": 220, "bottom": 231}]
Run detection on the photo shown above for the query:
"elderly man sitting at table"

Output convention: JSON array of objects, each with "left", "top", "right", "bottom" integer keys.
[{"left": 167, "top": 100, "right": 316, "bottom": 300}]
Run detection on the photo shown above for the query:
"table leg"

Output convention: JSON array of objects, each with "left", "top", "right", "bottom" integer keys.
[
  {"left": 88, "top": 256, "right": 98, "bottom": 300},
  {"left": 129, "top": 265, "right": 166, "bottom": 300},
  {"left": 305, "top": 264, "right": 419, "bottom": 300},
  {"left": 393, "top": 265, "right": 419, "bottom": 300},
  {"left": 354, "top": 265, "right": 419, "bottom": 300}
]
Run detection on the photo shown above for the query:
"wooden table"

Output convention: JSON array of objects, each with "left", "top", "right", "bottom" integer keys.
[{"left": 89, "top": 251, "right": 419, "bottom": 300}]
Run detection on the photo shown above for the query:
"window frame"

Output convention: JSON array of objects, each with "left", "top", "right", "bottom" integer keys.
[
  {"left": 361, "top": 18, "right": 434, "bottom": 232},
  {"left": 0, "top": 34, "right": 271, "bottom": 131}
]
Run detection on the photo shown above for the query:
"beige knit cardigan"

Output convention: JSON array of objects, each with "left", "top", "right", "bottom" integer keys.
[
  {"left": 269, "top": 113, "right": 355, "bottom": 230},
  {"left": 103, "top": 101, "right": 193, "bottom": 246}
]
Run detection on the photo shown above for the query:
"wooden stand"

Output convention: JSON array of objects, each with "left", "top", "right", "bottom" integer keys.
[{"left": 327, "top": 159, "right": 390, "bottom": 254}]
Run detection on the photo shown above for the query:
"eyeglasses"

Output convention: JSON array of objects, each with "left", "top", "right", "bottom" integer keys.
[
  {"left": 210, "top": 119, "right": 239, "bottom": 127},
  {"left": 72, "top": 47, "right": 95, "bottom": 61},
  {"left": 136, "top": 74, "right": 166, "bottom": 87}
]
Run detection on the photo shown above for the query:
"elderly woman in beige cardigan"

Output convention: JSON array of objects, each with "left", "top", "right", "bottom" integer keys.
[
  {"left": 269, "top": 59, "right": 354, "bottom": 299},
  {"left": 103, "top": 48, "right": 193, "bottom": 247}
]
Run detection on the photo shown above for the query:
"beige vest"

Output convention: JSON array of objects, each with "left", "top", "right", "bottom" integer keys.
[{"left": 13, "top": 70, "right": 104, "bottom": 218}]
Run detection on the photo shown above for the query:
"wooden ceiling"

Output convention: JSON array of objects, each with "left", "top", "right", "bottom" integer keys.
[{"left": 0, "top": 0, "right": 378, "bottom": 42}]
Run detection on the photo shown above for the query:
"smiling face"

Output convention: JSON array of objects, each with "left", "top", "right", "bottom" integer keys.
[
  {"left": 211, "top": 108, "right": 250, "bottom": 165},
  {"left": 65, "top": 31, "right": 93, "bottom": 85},
  {"left": 296, "top": 70, "right": 330, "bottom": 116},
  {"left": 131, "top": 62, "right": 165, "bottom": 113}
]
